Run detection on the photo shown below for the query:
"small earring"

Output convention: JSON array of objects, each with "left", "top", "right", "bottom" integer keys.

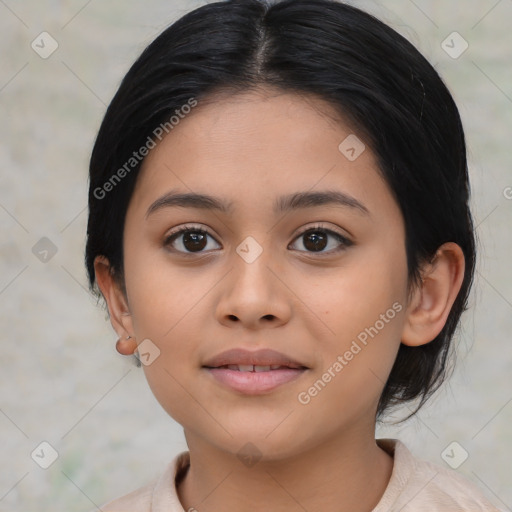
[{"left": 116, "top": 335, "right": 137, "bottom": 355}]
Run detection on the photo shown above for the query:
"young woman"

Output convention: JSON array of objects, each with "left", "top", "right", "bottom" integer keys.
[{"left": 86, "top": 0, "right": 500, "bottom": 510}]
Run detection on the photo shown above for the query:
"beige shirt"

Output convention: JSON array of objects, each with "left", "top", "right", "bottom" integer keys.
[{"left": 97, "top": 439, "right": 501, "bottom": 511}]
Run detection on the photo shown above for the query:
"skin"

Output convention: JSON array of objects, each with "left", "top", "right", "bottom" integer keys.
[{"left": 95, "top": 87, "right": 465, "bottom": 512}]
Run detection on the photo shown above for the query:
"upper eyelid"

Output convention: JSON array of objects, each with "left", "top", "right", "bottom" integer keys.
[
  {"left": 291, "top": 224, "right": 352, "bottom": 242},
  {"left": 166, "top": 224, "right": 217, "bottom": 240}
]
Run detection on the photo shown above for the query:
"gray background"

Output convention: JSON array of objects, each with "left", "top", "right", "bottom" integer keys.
[{"left": 0, "top": 0, "right": 511, "bottom": 510}]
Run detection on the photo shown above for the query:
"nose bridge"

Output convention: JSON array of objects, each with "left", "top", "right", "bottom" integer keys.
[
  {"left": 215, "top": 233, "right": 290, "bottom": 327},
  {"left": 232, "top": 233, "right": 278, "bottom": 299}
]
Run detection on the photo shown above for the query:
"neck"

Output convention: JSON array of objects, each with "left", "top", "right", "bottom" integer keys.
[{"left": 177, "top": 428, "right": 393, "bottom": 512}]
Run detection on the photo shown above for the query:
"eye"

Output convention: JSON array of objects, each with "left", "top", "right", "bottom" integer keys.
[
  {"left": 289, "top": 225, "right": 352, "bottom": 255},
  {"left": 163, "top": 223, "right": 352, "bottom": 256},
  {"left": 164, "top": 225, "right": 221, "bottom": 254}
]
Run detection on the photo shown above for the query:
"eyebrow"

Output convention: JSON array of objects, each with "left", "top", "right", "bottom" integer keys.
[{"left": 145, "top": 189, "right": 370, "bottom": 218}]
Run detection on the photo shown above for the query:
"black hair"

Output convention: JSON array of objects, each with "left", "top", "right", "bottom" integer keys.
[{"left": 85, "top": 0, "right": 476, "bottom": 419}]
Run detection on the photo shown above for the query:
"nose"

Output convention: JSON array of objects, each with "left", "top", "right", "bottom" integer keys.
[{"left": 215, "top": 245, "right": 292, "bottom": 330}]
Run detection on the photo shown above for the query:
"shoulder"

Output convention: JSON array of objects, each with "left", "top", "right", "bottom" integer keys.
[
  {"left": 93, "top": 450, "right": 190, "bottom": 512},
  {"left": 404, "top": 455, "right": 500, "bottom": 511},
  {"left": 375, "top": 439, "right": 502, "bottom": 512},
  {"left": 97, "top": 478, "right": 156, "bottom": 512}
]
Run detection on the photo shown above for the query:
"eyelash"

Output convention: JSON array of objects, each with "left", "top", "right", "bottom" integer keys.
[{"left": 163, "top": 223, "right": 353, "bottom": 256}]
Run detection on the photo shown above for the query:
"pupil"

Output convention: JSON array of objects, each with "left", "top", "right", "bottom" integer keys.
[
  {"left": 304, "top": 231, "right": 327, "bottom": 251},
  {"left": 184, "top": 232, "right": 207, "bottom": 252}
]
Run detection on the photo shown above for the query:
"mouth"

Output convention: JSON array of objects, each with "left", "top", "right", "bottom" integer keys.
[
  {"left": 202, "top": 347, "right": 309, "bottom": 370},
  {"left": 202, "top": 348, "right": 309, "bottom": 394},
  {"left": 203, "top": 366, "right": 308, "bottom": 394}
]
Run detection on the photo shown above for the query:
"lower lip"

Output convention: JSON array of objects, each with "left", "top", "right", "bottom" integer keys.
[{"left": 204, "top": 367, "right": 307, "bottom": 394}]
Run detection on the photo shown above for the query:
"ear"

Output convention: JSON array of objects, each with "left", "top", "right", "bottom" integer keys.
[
  {"left": 94, "top": 256, "right": 135, "bottom": 348},
  {"left": 401, "top": 242, "right": 465, "bottom": 347}
]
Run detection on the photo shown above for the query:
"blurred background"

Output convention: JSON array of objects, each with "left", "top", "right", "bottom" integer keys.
[{"left": 0, "top": 0, "right": 511, "bottom": 510}]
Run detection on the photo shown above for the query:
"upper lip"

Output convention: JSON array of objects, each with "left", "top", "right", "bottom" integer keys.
[{"left": 203, "top": 348, "right": 308, "bottom": 369}]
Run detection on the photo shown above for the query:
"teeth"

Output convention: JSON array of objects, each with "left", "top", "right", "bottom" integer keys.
[
  {"left": 223, "top": 364, "right": 296, "bottom": 371},
  {"left": 254, "top": 365, "right": 271, "bottom": 372},
  {"left": 238, "top": 364, "right": 254, "bottom": 372}
]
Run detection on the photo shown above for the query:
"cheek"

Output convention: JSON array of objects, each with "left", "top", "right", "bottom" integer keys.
[
  {"left": 127, "top": 268, "right": 209, "bottom": 357},
  {"left": 295, "top": 243, "right": 408, "bottom": 342},
  {"left": 123, "top": 237, "right": 209, "bottom": 337},
  {"left": 293, "top": 243, "right": 408, "bottom": 400},
  {"left": 295, "top": 285, "right": 405, "bottom": 428},
  {"left": 123, "top": 249, "right": 210, "bottom": 412}
]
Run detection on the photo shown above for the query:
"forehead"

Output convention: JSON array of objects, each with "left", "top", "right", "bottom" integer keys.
[{"left": 127, "top": 88, "right": 396, "bottom": 220}]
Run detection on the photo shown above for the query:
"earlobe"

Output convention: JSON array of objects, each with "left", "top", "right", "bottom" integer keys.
[
  {"left": 116, "top": 336, "right": 138, "bottom": 356},
  {"left": 401, "top": 242, "right": 465, "bottom": 347},
  {"left": 93, "top": 256, "right": 135, "bottom": 342}
]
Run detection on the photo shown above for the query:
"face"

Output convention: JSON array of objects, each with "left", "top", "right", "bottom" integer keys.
[{"left": 118, "top": 88, "right": 411, "bottom": 459}]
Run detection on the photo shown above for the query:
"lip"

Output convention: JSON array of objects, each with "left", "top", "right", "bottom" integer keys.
[
  {"left": 202, "top": 348, "right": 309, "bottom": 395},
  {"left": 204, "top": 366, "right": 307, "bottom": 395},
  {"left": 202, "top": 348, "right": 308, "bottom": 369}
]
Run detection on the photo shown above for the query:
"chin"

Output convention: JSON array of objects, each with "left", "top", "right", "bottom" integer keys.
[{"left": 214, "top": 427, "right": 312, "bottom": 462}]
